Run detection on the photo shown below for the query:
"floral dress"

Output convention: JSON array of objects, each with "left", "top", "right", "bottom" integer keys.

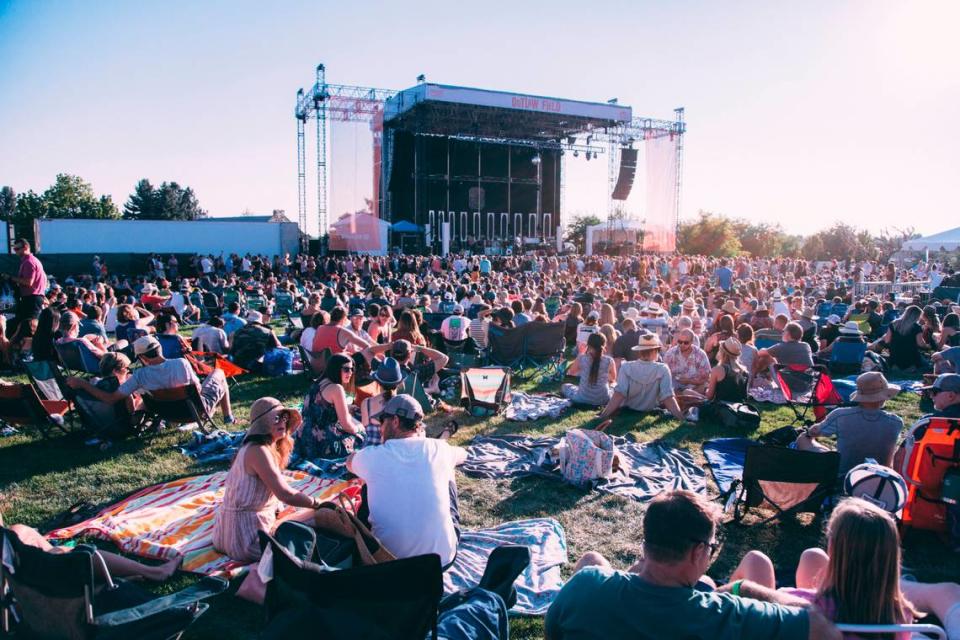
[{"left": 293, "top": 380, "right": 362, "bottom": 460}]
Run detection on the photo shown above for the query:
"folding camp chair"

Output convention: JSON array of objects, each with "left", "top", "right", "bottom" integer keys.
[
  {"left": 521, "top": 321, "right": 566, "bottom": 381},
  {"left": 261, "top": 539, "right": 444, "bottom": 640},
  {"left": 848, "top": 312, "right": 872, "bottom": 336},
  {"left": 0, "top": 527, "right": 227, "bottom": 640},
  {"left": 815, "top": 302, "right": 833, "bottom": 328},
  {"left": 774, "top": 364, "right": 844, "bottom": 427},
  {"left": 460, "top": 367, "right": 511, "bottom": 416},
  {"left": 23, "top": 359, "right": 80, "bottom": 431},
  {"left": 898, "top": 417, "right": 960, "bottom": 535},
  {"left": 827, "top": 340, "right": 867, "bottom": 376},
  {"left": 728, "top": 445, "right": 840, "bottom": 525},
  {"left": 298, "top": 345, "right": 330, "bottom": 378},
  {"left": 200, "top": 291, "right": 221, "bottom": 319},
  {"left": 222, "top": 288, "right": 242, "bottom": 309},
  {"left": 55, "top": 340, "right": 102, "bottom": 377},
  {"left": 831, "top": 302, "right": 849, "bottom": 319},
  {"left": 835, "top": 624, "right": 945, "bottom": 639},
  {"left": 140, "top": 384, "right": 216, "bottom": 434},
  {"left": 401, "top": 372, "right": 435, "bottom": 415},
  {"left": 485, "top": 326, "right": 525, "bottom": 371},
  {"left": 156, "top": 334, "right": 188, "bottom": 360},
  {"left": 274, "top": 292, "right": 296, "bottom": 315},
  {"left": 0, "top": 383, "right": 73, "bottom": 439},
  {"left": 287, "top": 313, "right": 304, "bottom": 331},
  {"left": 245, "top": 294, "right": 266, "bottom": 313},
  {"left": 754, "top": 329, "right": 782, "bottom": 351}
]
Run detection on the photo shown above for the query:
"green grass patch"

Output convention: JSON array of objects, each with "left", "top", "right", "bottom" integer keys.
[{"left": 1, "top": 371, "right": 956, "bottom": 639}]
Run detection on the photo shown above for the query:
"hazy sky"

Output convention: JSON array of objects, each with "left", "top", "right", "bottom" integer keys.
[{"left": 2, "top": 0, "right": 958, "bottom": 237}]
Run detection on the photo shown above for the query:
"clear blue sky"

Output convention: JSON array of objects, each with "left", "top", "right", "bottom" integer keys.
[{"left": 1, "top": 0, "right": 957, "bottom": 237}]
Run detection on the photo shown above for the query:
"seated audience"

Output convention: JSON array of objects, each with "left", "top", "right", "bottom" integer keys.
[
  {"left": 155, "top": 313, "right": 191, "bottom": 359},
  {"left": 213, "top": 397, "right": 321, "bottom": 563},
  {"left": 545, "top": 489, "right": 839, "bottom": 639},
  {"left": 598, "top": 334, "right": 685, "bottom": 420},
  {"left": 68, "top": 335, "right": 235, "bottom": 423},
  {"left": 921, "top": 373, "right": 960, "bottom": 418},
  {"left": 193, "top": 316, "right": 229, "bottom": 354},
  {"left": 230, "top": 310, "right": 281, "bottom": 371},
  {"left": 663, "top": 328, "right": 712, "bottom": 394},
  {"left": 753, "top": 321, "right": 814, "bottom": 376},
  {"left": 873, "top": 305, "right": 926, "bottom": 372},
  {"left": 749, "top": 498, "right": 960, "bottom": 639},
  {"left": 346, "top": 394, "right": 466, "bottom": 567},
  {"left": 311, "top": 306, "right": 372, "bottom": 355},
  {"left": 56, "top": 311, "right": 108, "bottom": 359},
  {"left": 682, "top": 337, "right": 748, "bottom": 405},
  {"left": 612, "top": 317, "right": 643, "bottom": 363},
  {"left": 795, "top": 371, "right": 903, "bottom": 475},
  {"left": 440, "top": 305, "right": 469, "bottom": 344},
  {"left": 221, "top": 301, "right": 247, "bottom": 337},
  {"left": 293, "top": 354, "right": 365, "bottom": 460},
  {"left": 562, "top": 333, "right": 617, "bottom": 407}
]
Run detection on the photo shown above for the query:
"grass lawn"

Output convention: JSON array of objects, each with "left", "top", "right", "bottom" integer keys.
[{"left": 2, "top": 365, "right": 958, "bottom": 639}]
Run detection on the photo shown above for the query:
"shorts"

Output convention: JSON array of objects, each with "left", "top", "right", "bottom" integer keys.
[{"left": 199, "top": 369, "right": 227, "bottom": 415}]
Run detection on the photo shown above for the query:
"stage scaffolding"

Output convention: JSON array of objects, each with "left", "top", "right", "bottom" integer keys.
[{"left": 294, "top": 63, "right": 685, "bottom": 253}]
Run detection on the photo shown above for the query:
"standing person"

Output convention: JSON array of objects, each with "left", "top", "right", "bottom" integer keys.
[{"left": 9, "top": 239, "right": 48, "bottom": 342}]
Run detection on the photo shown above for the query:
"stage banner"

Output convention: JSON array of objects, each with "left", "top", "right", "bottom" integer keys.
[
  {"left": 328, "top": 212, "right": 387, "bottom": 254},
  {"left": 644, "top": 134, "right": 678, "bottom": 252},
  {"left": 442, "top": 221, "right": 450, "bottom": 257}
]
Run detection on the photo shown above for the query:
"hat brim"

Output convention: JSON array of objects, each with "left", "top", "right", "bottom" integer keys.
[
  {"left": 839, "top": 328, "right": 863, "bottom": 335},
  {"left": 372, "top": 372, "right": 403, "bottom": 387},
  {"left": 850, "top": 385, "right": 899, "bottom": 403},
  {"left": 631, "top": 343, "right": 662, "bottom": 352}
]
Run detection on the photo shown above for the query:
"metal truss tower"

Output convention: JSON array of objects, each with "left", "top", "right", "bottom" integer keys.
[
  {"left": 295, "top": 64, "right": 397, "bottom": 242},
  {"left": 673, "top": 107, "right": 686, "bottom": 242}
]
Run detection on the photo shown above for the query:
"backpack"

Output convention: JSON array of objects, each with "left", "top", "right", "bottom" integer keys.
[
  {"left": 705, "top": 401, "right": 761, "bottom": 430},
  {"left": 558, "top": 428, "right": 616, "bottom": 486},
  {"left": 262, "top": 347, "right": 295, "bottom": 377}
]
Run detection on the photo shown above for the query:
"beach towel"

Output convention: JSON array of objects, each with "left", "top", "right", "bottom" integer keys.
[
  {"left": 834, "top": 375, "right": 924, "bottom": 403},
  {"left": 462, "top": 435, "right": 705, "bottom": 501},
  {"left": 504, "top": 392, "right": 571, "bottom": 422},
  {"left": 702, "top": 437, "right": 756, "bottom": 497},
  {"left": 444, "top": 518, "right": 567, "bottom": 616},
  {"left": 46, "top": 471, "right": 361, "bottom": 578}
]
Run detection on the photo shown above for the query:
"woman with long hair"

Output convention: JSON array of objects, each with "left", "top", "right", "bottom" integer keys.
[
  {"left": 293, "top": 354, "right": 365, "bottom": 460},
  {"left": 31, "top": 306, "right": 60, "bottom": 362},
  {"left": 599, "top": 303, "right": 617, "bottom": 329},
  {"left": 874, "top": 305, "right": 926, "bottom": 371},
  {"left": 703, "top": 313, "right": 735, "bottom": 363},
  {"left": 920, "top": 305, "right": 942, "bottom": 351},
  {"left": 736, "top": 322, "right": 758, "bottom": 375},
  {"left": 599, "top": 323, "right": 620, "bottom": 356},
  {"left": 359, "top": 357, "right": 403, "bottom": 446},
  {"left": 392, "top": 309, "right": 427, "bottom": 347},
  {"left": 561, "top": 301, "right": 583, "bottom": 347},
  {"left": 561, "top": 332, "right": 617, "bottom": 407},
  {"left": 213, "top": 397, "right": 320, "bottom": 563},
  {"left": 939, "top": 312, "right": 960, "bottom": 349}
]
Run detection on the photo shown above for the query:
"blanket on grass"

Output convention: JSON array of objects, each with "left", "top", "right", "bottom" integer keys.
[
  {"left": 462, "top": 435, "right": 705, "bottom": 501},
  {"left": 445, "top": 518, "right": 567, "bottom": 616},
  {"left": 46, "top": 471, "right": 361, "bottom": 578},
  {"left": 702, "top": 437, "right": 756, "bottom": 497},
  {"left": 179, "top": 429, "right": 348, "bottom": 479},
  {"left": 504, "top": 392, "right": 571, "bottom": 422},
  {"left": 832, "top": 376, "right": 924, "bottom": 403}
]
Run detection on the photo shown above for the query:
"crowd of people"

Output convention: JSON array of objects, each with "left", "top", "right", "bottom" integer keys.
[{"left": 4, "top": 240, "right": 960, "bottom": 638}]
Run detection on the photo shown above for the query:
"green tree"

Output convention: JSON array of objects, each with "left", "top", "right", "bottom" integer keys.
[
  {"left": 565, "top": 214, "right": 601, "bottom": 252},
  {"left": 124, "top": 180, "right": 207, "bottom": 220},
  {"left": 12, "top": 190, "right": 47, "bottom": 242},
  {"left": 123, "top": 179, "right": 158, "bottom": 219},
  {"left": 0, "top": 186, "right": 16, "bottom": 221},
  {"left": 41, "top": 174, "right": 119, "bottom": 219},
  {"left": 677, "top": 211, "right": 741, "bottom": 256},
  {"left": 732, "top": 220, "right": 788, "bottom": 257},
  {"left": 802, "top": 223, "right": 875, "bottom": 262}
]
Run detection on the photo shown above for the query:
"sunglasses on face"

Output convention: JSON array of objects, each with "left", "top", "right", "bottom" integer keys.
[
  {"left": 341, "top": 367, "right": 354, "bottom": 373},
  {"left": 677, "top": 340, "right": 692, "bottom": 345}
]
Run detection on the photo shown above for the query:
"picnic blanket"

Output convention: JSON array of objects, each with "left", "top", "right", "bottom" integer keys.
[
  {"left": 47, "top": 471, "right": 361, "bottom": 578},
  {"left": 444, "top": 518, "right": 567, "bottom": 616},
  {"left": 462, "top": 435, "right": 705, "bottom": 501},
  {"left": 702, "top": 437, "right": 756, "bottom": 497},
  {"left": 833, "top": 375, "right": 924, "bottom": 403},
  {"left": 504, "top": 392, "right": 571, "bottom": 422},
  {"left": 179, "top": 429, "right": 348, "bottom": 479}
]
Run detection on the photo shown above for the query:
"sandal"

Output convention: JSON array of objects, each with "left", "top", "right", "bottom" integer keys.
[{"left": 438, "top": 420, "right": 459, "bottom": 440}]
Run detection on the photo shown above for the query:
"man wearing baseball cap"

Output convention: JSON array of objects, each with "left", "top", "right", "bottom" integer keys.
[
  {"left": 346, "top": 394, "right": 466, "bottom": 567},
  {"left": 796, "top": 371, "right": 903, "bottom": 474},
  {"left": 68, "top": 334, "right": 236, "bottom": 424},
  {"left": 921, "top": 373, "right": 960, "bottom": 418}
]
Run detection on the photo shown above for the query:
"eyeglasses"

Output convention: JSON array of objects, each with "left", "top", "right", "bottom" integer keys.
[
  {"left": 690, "top": 538, "right": 721, "bottom": 558},
  {"left": 341, "top": 367, "right": 354, "bottom": 373},
  {"left": 677, "top": 340, "right": 692, "bottom": 345}
]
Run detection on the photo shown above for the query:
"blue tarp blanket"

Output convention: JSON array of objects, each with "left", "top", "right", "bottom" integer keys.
[
  {"left": 833, "top": 376, "right": 925, "bottom": 403},
  {"left": 702, "top": 437, "right": 757, "bottom": 497},
  {"left": 462, "top": 435, "right": 706, "bottom": 501},
  {"left": 179, "top": 429, "right": 347, "bottom": 479},
  {"left": 444, "top": 518, "right": 567, "bottom": 616}
]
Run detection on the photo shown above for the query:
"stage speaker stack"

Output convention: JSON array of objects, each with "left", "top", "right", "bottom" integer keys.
[{"left": 611, "top": 148, "right": 638, "bottom": 201}]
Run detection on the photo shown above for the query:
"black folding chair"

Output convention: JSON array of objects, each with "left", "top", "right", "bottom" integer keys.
[
  {"left": 521, "top": 321, "right": 566, "bottom": 381},
  {"left": 485, "top": 326, "right": 525, "bottom": 371},
  {"left": 1, "top": 526, "right": 227, "bottom": 640},
  {"left": 140, "top": 384, "right": 216, "bottom": 434},
  {"left": 728, "top": 444, "right": 840, "bottom": 525}
]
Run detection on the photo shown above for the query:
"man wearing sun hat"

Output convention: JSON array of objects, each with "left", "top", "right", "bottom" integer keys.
[
  {"left": 599, "top": 334, "right": 685, "bottom": 420},
  {"left": 795, "top": 371, "right": 903, "bottom": 474},
  {"left": 347, "top": 394, "right": 467, "bottom": 567}
]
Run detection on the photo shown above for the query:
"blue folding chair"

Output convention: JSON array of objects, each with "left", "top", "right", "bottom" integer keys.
[
  {"left": 828, "top": 340, "right": 866, "bottom": 376},
  {"left": 54, "top": 341, "right": 102, "bottom": 377}
]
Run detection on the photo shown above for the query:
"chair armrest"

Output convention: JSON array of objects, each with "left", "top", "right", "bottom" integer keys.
[
  {"left": 94, "top": 576, "right": 227, "bottom": 627},
  {"left": 835, "top": 623, "right": 945, "bottom": 640}
]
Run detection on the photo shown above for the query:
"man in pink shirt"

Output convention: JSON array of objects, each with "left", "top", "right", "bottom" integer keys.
[{"left": 9, "top": 238, "right": 48, "bottom": 341}]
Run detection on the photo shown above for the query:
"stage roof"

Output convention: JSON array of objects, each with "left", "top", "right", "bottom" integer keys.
[{"left": 384, "top": 83, "right": 632, "bottom": 140}]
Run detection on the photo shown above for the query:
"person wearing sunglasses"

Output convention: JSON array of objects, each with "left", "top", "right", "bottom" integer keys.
[
  {"left": 213, "top": 397, "right": 320, "bottom": 563},
  {"left": 293, "top": 354, "right": 365, "bottom": 461},
  {"left": 921, "top": 373, "right": 960, "bottom": 418},
  {"left": 546, "top": 490, "right": 840, "bottom": 640},
  {"left": 663, "top": 328, "right": 711, "bottom": 396}
]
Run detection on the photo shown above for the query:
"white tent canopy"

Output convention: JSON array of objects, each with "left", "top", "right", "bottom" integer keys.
[
  {"left": 585, "top": 219, "right": 648, "bottom": 256},
  {"left": 902, "top": 226, "right": 960, "bottom": 252}
]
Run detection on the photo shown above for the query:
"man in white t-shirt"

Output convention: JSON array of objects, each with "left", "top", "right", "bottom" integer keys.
[
  {"left": 440, "top": 305, "right": 469, "bottom": 343},
  {"left": 346, "top": 395, "right": 466, "bottom": 567}
]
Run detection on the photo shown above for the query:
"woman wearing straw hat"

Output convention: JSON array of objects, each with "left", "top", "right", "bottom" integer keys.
[
  {"left": 679, "top": 337, "right": 750, "bottom": 406},
  {"left": 598, "top": 334, "right": 685, "bottom": 421},
  {"left": 360, "top": 357, "right": 404, "bottom": 447},
  {"left": 213, "top": 397, "right": 321, "bottom": 563}
]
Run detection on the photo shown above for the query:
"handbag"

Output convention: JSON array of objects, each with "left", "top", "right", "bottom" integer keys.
[
  {"left": 312, "top": 495, "right": 395, "bottom": 566},
  {"left": 711, "top": 401, "right": 761, "bottom": 430},
  {"left": 558, "top": 428, "right": 616, "bottom": 486}
]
